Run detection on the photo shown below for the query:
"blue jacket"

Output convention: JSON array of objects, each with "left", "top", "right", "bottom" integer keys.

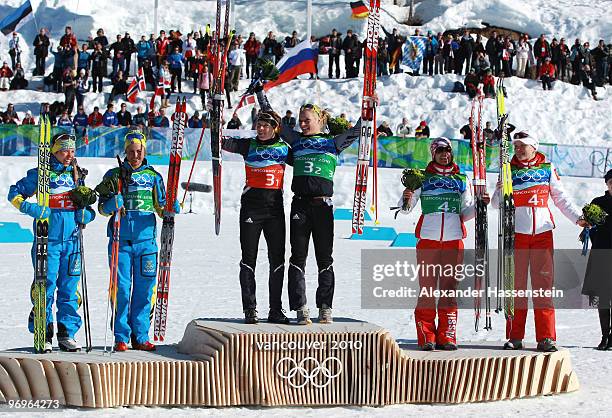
[
  {"left": 425, "top": 37, "right": 439, "bottom": 57},
  {"left": 73, "top": 112, "right": 88, "bottom": 127},
  {"left": 78, "top": 51, "right": 91, "bottom": 69},
  {"left": 102, "top": 110, "right": 118, "bottom": 127},
  {"left": 136, "top": 40, "right": 152, "bottom": 59},
  {"left": 97, "top": 159, "right": 166, "bottom": 241},
  {"left": 8, "top": 156, "right": 91, "bottom": 242},
  {"left": 167, "top": 52, "right": 184, "bottom": 69},
  {"left": 188, "top": 117, "right": 203, "bottom": 128}
]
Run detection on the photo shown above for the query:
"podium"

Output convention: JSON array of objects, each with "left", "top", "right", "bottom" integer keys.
[{"left": 0, "top": 318, "right": 579, "bottom": 408}]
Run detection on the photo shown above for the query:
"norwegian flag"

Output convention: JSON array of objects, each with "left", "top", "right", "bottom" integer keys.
[{"left": 126, "top": 68, "right": 147, "bottom": 104}]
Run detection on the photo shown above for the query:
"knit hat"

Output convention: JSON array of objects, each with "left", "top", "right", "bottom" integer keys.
[
  {"left": 605, "top": 169, "right": 612, "bottom": 183},
  {"left": 51, "top": 133, "right": 76, "bottom": 153},
  {"left": 430, "top": 137, "right": 453, "bottom": 159},
  {"left": 512, "top": 131, "right": 539, "bottom": 150},
  {"left": 124, "top": 130, "right": 146, "bottom": 150}
]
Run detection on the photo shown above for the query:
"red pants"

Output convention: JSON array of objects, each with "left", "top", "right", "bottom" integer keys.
[
  {"left": 415, "top": 239, "right": 464, "bottom": 346},
  {"left": 506, "top": 231, "right": 556, "bottom": 342}
]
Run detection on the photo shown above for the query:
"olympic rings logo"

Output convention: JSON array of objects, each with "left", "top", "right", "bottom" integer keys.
[
  {"left": 426, "top": 177, "right": 461, "bottom": 190},
  {"left": 275, "top": 356, "right": 342, "bottom": 389},
  {"left": 255, "top": 146, "right": 283, "bottom": 161},
  {"left": 301, "top": 138, "right": 326, "bottom": 150},
  {"left": 50, "top": 173, "right": 74, "bottom": 187},
  {"left": 131, "top": 173, "right": 153, "bottom": 188},
  {"left": 516, "top": 168, "right": 548, "bottom": 182}
]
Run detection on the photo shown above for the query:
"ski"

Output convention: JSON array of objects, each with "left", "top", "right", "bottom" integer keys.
[
  {"left": 496, "top": 77, "right": 515, "bottom": 321},
  {"left": 34, "top": 115, "right": 51, "bottom": 354},
  {"left": 210, "top": 0, "right": 233, "bottom": 235},
  {"left": 104, "top": 156, "right": 128, "bottom": 354},
  {"left": 470, "top": 94, "right": 490, "bottom": 331},
  {"left": 154, "top": 98, "right": 187, "bottom": 342},
  {"left": 351, "top": 0, "right": 381, "bottom": 235}
]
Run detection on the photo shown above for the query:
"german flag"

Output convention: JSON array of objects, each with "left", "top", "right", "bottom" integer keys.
[{"left": 350, "top": 1, "right": 369, "bottom": 19}]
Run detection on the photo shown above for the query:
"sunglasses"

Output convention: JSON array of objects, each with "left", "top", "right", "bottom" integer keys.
[
  {"left": 435, "top": 146, "right": 452, "bottom": 153},
  {"left": 513, "top": 131, "right": 530, "bottom": 140},
  {"left": 300, "top": 103, "right": 323, "bottom": 118}
]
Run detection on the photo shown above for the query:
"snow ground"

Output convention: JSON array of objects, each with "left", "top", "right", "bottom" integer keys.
[{"left": 0, "top": 157, "right": 611, "bottom": 416}]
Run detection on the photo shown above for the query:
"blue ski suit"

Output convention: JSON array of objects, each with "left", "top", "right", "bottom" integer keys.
[
  {"left": 8, "top": 156, "right": 96, "bottom": 339},
  {"left": 97, "top": 159, "right": 166, "bottom": 344}
]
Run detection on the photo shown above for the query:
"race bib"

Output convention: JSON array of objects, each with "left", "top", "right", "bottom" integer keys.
[
  {"left": 49, "top": 192, "right": 75, "bottom": 210},
  {"left": 123, "top": 190, "right": 155, "bottom": 212},
  {"left": 421, "top": 193, "right": 462, "bottom": 214},
  {"left": 513, "top": 185, "right": 549, "bottom": 207},
  {"left": 245, "top": 164, "right": 285, "bottom": 189},
  {"left": 293, "top": 154, "right": 337, "bottom": 181}
]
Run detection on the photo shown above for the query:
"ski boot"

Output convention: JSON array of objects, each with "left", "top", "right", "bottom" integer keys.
[
  {"left": 244, "top": 308, "right": 259, "bottom": 324},
  {"left": 503, "top": 339, "right": 523, "bottom": 350},
  {"left": 318, "top": 305, "right": 333, "bottom": 324},
  {"left": 132, "top": 341, "right": 156, "bottom": 351},
  {"left": 114, "top": 342, "right": 129, "bottom": 352},
  {"left": 267, "top": 309, "right": 289, "bottom": 324},
  {"left": 296, "top": 306, "right": 312, "bottom": 325},
  {"left": 536, "top": 338, "right": 558, "bottom": 352},
  {"left": 597, "top": 336, "right": 608, "bottom": 351},
  {"left": 421, "top": 342, "right": 435, "bottom": 351}
]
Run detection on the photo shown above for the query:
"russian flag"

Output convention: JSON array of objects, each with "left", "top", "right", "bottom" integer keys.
[
  {"left": 0, "top": 0, "right": 33, "bottom": 36},
  {"left": 264, "top": 40, "right": 317, "bottom": 91}
]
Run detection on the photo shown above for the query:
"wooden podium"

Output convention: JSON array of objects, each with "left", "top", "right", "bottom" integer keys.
[{"left": 0, "top": 318, "right": 579, "bottom": 408}]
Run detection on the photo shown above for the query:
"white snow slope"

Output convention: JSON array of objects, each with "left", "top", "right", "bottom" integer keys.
[
  {"left": 0, "top": 156, "right": 611, "bottom": 417},
  {"left": 0, "top": 0, "right": 609, "bottom": 147}
]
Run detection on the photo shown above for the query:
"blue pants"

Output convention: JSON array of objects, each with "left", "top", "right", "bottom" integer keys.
[
  {"left": 109, "top": 238, "right": 158, "bottom": 344},
  {"left": 29, "top": 238, "right": 82, "bottom": 338}
]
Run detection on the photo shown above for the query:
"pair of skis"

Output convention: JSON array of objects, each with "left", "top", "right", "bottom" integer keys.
[
  {"left": 153, "top": 98, "right": 187, "bottom": 342},
  {"left": 470, "top": 95, "right": 491, "bottom": 331},
  {"left": 496, "top": 78, "right": 515, "bottom": 322},
  {"left": 210, "top": 0, "right": 234, "bottom": 235},
  {"left": 352, "top": 0, "right": 381, "bottom": 235},
  {"left": 34, "top": 115, "right": 51, "bottom": 353}
]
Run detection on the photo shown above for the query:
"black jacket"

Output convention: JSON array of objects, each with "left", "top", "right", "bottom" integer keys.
[
  {"left": 33, "top": 34, "right": 50, "bottom": 57},
  {"left": 582, "top": 192, "right": 612, "bottom": 300}
]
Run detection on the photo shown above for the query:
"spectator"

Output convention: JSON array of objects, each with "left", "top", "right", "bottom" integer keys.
[
  {"left": 353, "top": 33, "right": 362, "bottom": 77},
  {"left": 472, "top": 51, "right": 490, "bottom": 77},
  {"left": 228, "top": 44, "right": 245, "bottom": 92},
  {"left": 88, "top": 106, "right": 103, "bottom": 127},
  {"left": 377, "top": 121, "right": 393, "bottom": 137},
  {"left": 4, "top": 104, "right": 19, "bottom": 124},
  {"left": 9, "top": 62, "right": 27, "bottom": 90},
  {"left": 40, "top": 102, "right": 57, "bottom": 125},
  {"left": 485, "top": 31, "right": 500, "bottom": 75},
  {"left": 458, "top": 30, "right": 474, "bottom": 75},
  {"left": 188, "top": 111, "right": 203, "bottom": 128},
  {"left": 117, "top": 103, "right": 132, "bottom": 126},
  {"left": 423, "top": 31, "right": 438, "bottom": 76},
  {"left": 62, "top": 67, "right": 76, "bottom": 114},
  {"left": 75, "top": 69, "right": 90, "bottom": 109},
  {"left": 0, "top": 61, "right": 13, "bottom": 91},
  {"left": 581, "top": 41, "right": 592, "bottom": 67},
  {"left": 60, "top": 26, "right": 77, "bottom": 51},
  {"left": 555, "top": 38, "right": 570, "bottom": 81},
  {"left": 377, "top": 40, "right": 389, "bottom": 76},
  {"left": 396, "top": 117, "right": 411, "bottom": 137},
  {"left": 183, "top": 32, "right": 195, "bottom": 79},
  {"left": 262, "top": 31, "right": 279, "bottom": 63},
  {"left": 57, "top": 110, "right": 72, "bottom": 127},
  {"left": 464, "top": 68, "right": 480, "bottom": 98},
  {"left": 102, "top": 103, "right": 118, "bottom": 127},
  {"left": 515, "top": 38, "right": 530, "bottom": 78},
  {"left": 108, "top": 70, "right": 128, "bottom": 104},
  {"left": 286, "top": 30, "right": 300, "bottom": 48},
  {"left": 415, "top": 120, "right": 430, "bottom": 138},
  {"left": 136, "top": 35, "right": 153, "bottom": 69},
  {"left": 592, "top": 40, "right": 610, "bottom": 87},
  {"left": 197, "top": 63, "right": 210, "bottom": 109},
  {"left": 244, "top": 32, "right": 261, "bottom": 79},
  {"left": 8, "top": 32, "right": 22, "bottom": 70},
  {"left": 434, "top": 33, "right": 445, "bottom": 75},
  {"left": 153, "top": 107, "right": 170, "bottom": 127},
  {"left": 483, "top": 121, "right": 495, "bottom": 143},
  {"left": 570, "top": 38, "right": 584, "bottom": 84},
  {"left": 131, "top": 106, "right": 146, "bottom": 127},
  {"left": 459, "top": 119, "right": 472, "bottom": 139},
  {"left": 73, "top": 105, "right": 88, "bottom": 128},
  {"left": 147, "top": 104, "right": 159, "bottom": 126},
  {"left": 539, "top": 56, "right": 556, "bottom": 90},
  {"left": 342, "top": 29, "right": 358, "bottom": 78},
  {"left": 327, "top": 29, "right": 342, "bottom": 79},
  {"left": 226, "top": 114, "right": 242, "bottom": 129},
  {"left": 501, "top": 37, "right": 514, "bottom": 76},
  {"left": 160, "top": 61, "right": 172, "bottom": 108},
  {"left": 122, "top": 32, "right": 136, "bottom": 75},
  {"left": 90, "top": 43, "right": 107, "bottom": 93},
  {"left": 32, "top": 28, "right": 50, "bottom": 76},
  {"left": 22, "top": 110, "right": 36, "bottom": 125},
  {"left": 109, "top": 34, "right": 126, "bottom": 78},
  {"left": 482, "top": 68, "right": 496, "bottom": 98},
  {"left": 156, "top": 30, "right": 170, "bottom": 68},
  {"left": 581, "top": 64, "right": 598, "bottom": 100},
  {"left": 77, "top": 44, "right": 91, "bottom": 75},
  {"left": 281, "top": 110, "right": 296, "bottom": 129}
]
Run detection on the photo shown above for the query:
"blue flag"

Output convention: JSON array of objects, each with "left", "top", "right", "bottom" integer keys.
[
  {"left": 401, "top": 36, "right": 426, "bottom": 72},
  {"left": 0, "top": 0, "right": 33, "bottom": 36}
]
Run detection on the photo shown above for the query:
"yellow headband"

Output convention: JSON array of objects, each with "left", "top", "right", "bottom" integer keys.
[{"left": 124, "top": 131, "right": 147, "bottom": 150}]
